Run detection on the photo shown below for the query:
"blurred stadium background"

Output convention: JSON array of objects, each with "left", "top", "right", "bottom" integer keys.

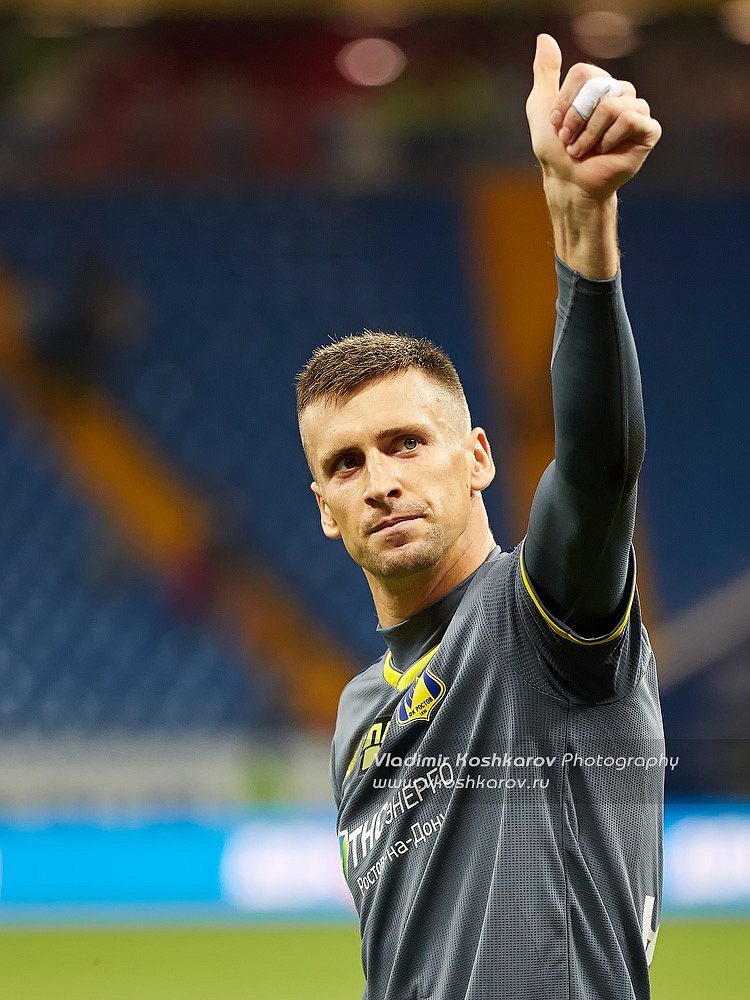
[{"left": 0, "top": 0, "right": 748, "bottom": 997}]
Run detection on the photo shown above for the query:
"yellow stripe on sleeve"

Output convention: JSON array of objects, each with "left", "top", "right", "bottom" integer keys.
[{"left": 519, "top": 538, "right": 636, "bottom": 647}]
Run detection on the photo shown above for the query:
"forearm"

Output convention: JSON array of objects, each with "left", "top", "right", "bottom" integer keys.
[
  {"left": 524, "top": 258, "right": 645, "bottom": 631},
  {"left": 543, "top": 178, "right": 620, "bottom": 280},
  {"left": 551, "top": 257, "right": 645, "bottom": 492}
]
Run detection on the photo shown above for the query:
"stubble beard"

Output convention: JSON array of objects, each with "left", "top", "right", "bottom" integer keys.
[{"left": 358, "top": 523, "right": 448, "bottom": 581}]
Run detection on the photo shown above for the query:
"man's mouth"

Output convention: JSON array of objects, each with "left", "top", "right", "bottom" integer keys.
[{"left": 369, "top": 515, "right": 421, "bottom": 534}]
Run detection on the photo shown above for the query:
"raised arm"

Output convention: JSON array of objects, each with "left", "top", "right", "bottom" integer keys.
[{"left": 521, "top": 35, "right": 662, "bottom": 640}]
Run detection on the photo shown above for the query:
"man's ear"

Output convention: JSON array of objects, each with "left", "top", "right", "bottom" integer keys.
[
  {"left": 469, "top": 428, "right": 496, "bottom": 492},
  {"left": 311, "top": 482, "right": 341, "bottom": 540}
]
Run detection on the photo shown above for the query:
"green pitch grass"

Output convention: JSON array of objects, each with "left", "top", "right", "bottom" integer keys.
[{"left": 0, "top": 920, "right": 747, "bottom": 999}]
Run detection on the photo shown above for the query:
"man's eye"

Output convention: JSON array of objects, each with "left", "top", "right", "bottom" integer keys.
[
  {"left": 399, "top": 437, "right": 420, "bottom": 452},
  {"left": 336, "top": 455, "right": 360, "bottom": 472}
]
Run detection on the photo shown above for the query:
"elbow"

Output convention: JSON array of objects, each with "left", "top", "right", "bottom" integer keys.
[
  {"left": 623, "top": 409, "right": 647, "bottom": 492},
  {"left": 611, "top": 423, "right": 647, "bottom": 497},
  {"left": 557, "top": 423, "right": 645, "bottom": 496}
]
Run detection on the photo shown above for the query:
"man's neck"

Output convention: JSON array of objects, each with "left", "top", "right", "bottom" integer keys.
[{"left": 367, "top": 524, "right": 497, "bottom": 628}]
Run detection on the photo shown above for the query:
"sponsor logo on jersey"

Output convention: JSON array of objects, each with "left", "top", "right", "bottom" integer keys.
[
  {"left": 397, "top": 666, "right": 446, "bottom": 725},
  {"left": 359, "top": 715, "right": 392, "bottom": 774},
  {"left": 338, "top": 830, "right": 349, "bottom": 879}
]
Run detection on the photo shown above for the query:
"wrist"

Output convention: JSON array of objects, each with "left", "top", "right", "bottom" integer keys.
[{"left": 543, "top": 178, "right": 619, "bottom": 279}]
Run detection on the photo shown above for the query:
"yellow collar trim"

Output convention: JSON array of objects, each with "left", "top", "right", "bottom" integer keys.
[{"left": 383, "top": 644, "right": 441, "bottom": 691}]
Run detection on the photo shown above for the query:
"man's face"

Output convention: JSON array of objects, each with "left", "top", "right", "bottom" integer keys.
[{"left": 300, "top": 369, "right": 494, "bottom": 582}]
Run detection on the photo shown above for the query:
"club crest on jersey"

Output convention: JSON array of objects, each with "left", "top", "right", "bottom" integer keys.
[{"left": 397, "top": 666, "right": 446, "bottom": 725}]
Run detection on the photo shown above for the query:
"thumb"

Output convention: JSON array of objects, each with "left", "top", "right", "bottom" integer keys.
[{"left": 531, "top": 33, "right": 562, "bottom": 102}]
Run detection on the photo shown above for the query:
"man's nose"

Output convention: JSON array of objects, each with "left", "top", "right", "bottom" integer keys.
[{"left": 363, "top": 455, "right": 402, "bottom": 504}]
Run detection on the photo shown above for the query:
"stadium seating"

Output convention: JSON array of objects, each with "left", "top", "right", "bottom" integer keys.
[{"left": 0, "top": 397, "right": 275, "bottom": 732}]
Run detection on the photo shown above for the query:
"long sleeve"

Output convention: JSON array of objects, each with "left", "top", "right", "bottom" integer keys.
[{"left": 522, "top": 256, "right": 646, "bottom": 639}]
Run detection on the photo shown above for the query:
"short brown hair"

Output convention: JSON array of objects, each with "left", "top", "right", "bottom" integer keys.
[{"left": 296, "top": 330, "right": 469, "bottom": 419}]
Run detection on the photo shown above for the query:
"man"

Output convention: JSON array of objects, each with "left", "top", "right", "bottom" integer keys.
[{"left": 297, "top": 34, "right": 663, "bottom": 1000}]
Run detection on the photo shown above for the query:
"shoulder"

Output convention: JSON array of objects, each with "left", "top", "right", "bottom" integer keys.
[
  {"left": 337, "top": 655, "right": 385, "bottom": 713},
  {"left": 333, "top": 656, "right": 387, "bottom": 753},
  {"left": 330, "top": 654, "right": 392, "bottom": 806},
  {"left": 461, "top": 543, "right": 517, "bottom": 606},
  {"left": 450, "top": 541, "right": 653, "bottom": 704},
  {"left": 514, "top": 538, "right": 653, "bottom": 702}
]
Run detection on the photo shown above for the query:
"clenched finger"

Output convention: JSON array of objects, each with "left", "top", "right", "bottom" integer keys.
[
  {"left": 550, "top": 62, "right": 612, "bottom": 129},
  {"left": 567, "top": 96, "right": 651, "bottom": 158},
  {"left": 598, "top": 109, "right": 663, "bottom": 155},
  {"left": 558, "top": 80, "right": 637, "bottom": 147}
]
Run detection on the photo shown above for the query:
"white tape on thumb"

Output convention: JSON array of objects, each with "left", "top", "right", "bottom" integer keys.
[{"left": 571, "top": 77, "right": 623, "bottom": 121}]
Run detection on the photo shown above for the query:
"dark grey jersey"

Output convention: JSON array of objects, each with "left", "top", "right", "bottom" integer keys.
[{"left": 331, "top": 541, "right": 663, "bottom": 1000}]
